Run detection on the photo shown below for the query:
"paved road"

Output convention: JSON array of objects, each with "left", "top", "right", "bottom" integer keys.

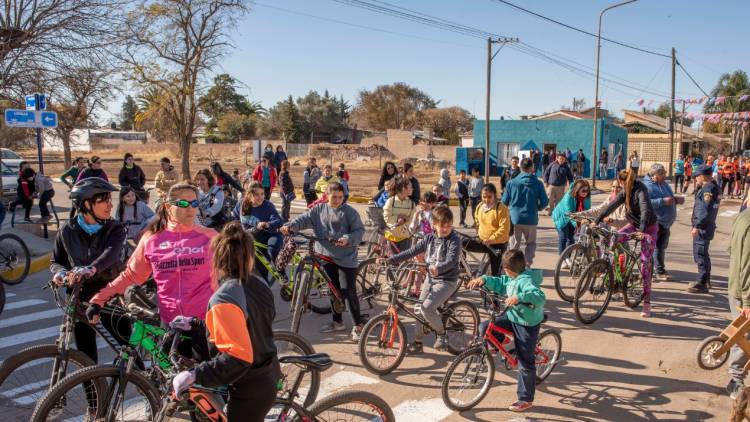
[{"left": 0, "top": 181, "right": 743, "bottom": 420}]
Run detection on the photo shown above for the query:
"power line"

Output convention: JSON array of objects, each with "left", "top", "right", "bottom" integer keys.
[
  {"left": 489, "top": 0, "right": 672, "bottom": 59},
  {"left": 677, "top": 60, "right": 711, "bottom": 98}
]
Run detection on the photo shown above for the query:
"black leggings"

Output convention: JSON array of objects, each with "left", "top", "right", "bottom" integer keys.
[
  {"left": 74, "top": 309, "right": 132, "bottom": 364},
  {"left": 463, "top": 238, "right": 507, "bottom": 276},
  {"left": 227, "top": 359, "right": 281, "bottom": 422},
  {"left": 322, "top": 262, "right": 363, "bottom": 325}
]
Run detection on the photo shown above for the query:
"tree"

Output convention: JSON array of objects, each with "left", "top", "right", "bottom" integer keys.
[
  {"left": 282, "top": 95, "right": 302, "bottom": 143},
  {"left": 419, "top": 106, "right": 474, "bottom": 144},
  {"left": 120, "top": 0, "right": 249, "bottom": 179},
  {"left": 297, "top": 90, "right": 342, "bottom": 142},
  {"left": 652, "top": 102, "right": 694, "bottom": 127},
  {"left": 561, "top": 98, "right": 586, "bottom": 112},
  {"left": 703, "top": 70, "right": 750, "bottom": 151},
  {"left": 199, "top": 73, "right": 265, "bottom": 130},
  {"left": 120, "top": 95, "right": 138, "bottom": 130},
  {"left": 216, "top": 112, "right": 256, "bottom": 142},
  {"left": 134, "top": 85, "right": 178, "bottom": 143},
  {"left": 350, "top": 82, "right": 437, "bottom": 131}
]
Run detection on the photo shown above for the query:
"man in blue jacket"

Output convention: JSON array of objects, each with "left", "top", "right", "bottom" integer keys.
[
  {"left": 502, "top": 158, "right": 549, "bottom": 266},
  {"left": 543, "top": 153, "right": 574, "bottom": 215},
  {"left": 643, "top": 163, "right": 678, "bottom": 281}
]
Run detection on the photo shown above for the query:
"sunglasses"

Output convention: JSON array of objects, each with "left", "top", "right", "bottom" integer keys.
[
  {"left": 580, "top": 189, "right": 590, "bottom": 194},
  {"left": 169, "top": 199, "right": 199, "bottom": 208}
]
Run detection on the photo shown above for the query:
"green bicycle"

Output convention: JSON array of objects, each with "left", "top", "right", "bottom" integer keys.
[{"left": 574, "top": 226, "right": 648, "bottom": 324}]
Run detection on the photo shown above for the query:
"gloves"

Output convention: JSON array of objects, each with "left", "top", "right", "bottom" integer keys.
[
  {"left": 169, "top": 315, "right": 196, "bottom": 331},
  {"left": 173, "top": 370, "right": 195, "bottom": 396},
  {"left": 86, "top": 304, "right": 101, "bottom": 322}
]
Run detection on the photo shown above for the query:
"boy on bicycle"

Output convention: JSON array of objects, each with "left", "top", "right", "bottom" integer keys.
[
  {"left": 467, "top": 249, "right": 546, "bottom": 413},
  {"left": 378, "top": 205, "right": 461, "bottom": 353}
]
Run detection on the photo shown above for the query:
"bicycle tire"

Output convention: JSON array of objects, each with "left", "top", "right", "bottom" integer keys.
[
  {"left": 623, "top": 255, "right": 646, "bottom": 309},
  {"left": 696, "top": 335, "right": 729, "bottom": 370},
  {"left": 305, "top": 390, "right": 395, "bottom": 422},
  {"left": 444, "top": 300, "right": 480, "bottom": 356},
  {"left": 0, "top": 283, "right": 4, "bottom": 315},
  {"left": 358, "top": 314, "right": 407, "bottom": 376},
  {"left": 308, "top": 270, "right": 333, "bottom": 315},
  {"left": 30, "top": 365, "right": 160, "bottom": 422},
  {"left": 273, "top": 330, "right": 319, "bottom": 407},
  {"left": 441, "top": 345, "right": 494, "bottom": 411},
  {"left": 356, "top": 257, "right": 385, "bottom": 309},
  {"left": 535, "top": 329, "right": 562, "bottom": 383},
  {"left": 573, "top": 259, "right": 614, "bottom": 325},
  {"left": 290, "top": 263, "right": 312, "bottom": 334},
  {"left": 0, "top": 344, "right": 96, "bottom": 419},
  {"left": 554, "top": 243, "right": 590, "bottom": 303},
  {"left": 0, "top": 233, "right": 31, "bottom": 285}
]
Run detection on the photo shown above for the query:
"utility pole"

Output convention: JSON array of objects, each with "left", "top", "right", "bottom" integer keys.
[
  {"left": 484, "top": 36, "right": 519, "bottom": 183},
  {"left": 668, "top": 47, "right": 676, "bottom": 178}
]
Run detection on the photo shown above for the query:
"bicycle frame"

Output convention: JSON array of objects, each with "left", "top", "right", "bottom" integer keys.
[{"left": 596, "top": 229, "right": 643, "bottom": 288}]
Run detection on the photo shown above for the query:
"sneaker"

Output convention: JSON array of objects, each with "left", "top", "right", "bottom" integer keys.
[
  {"left": 728, "top": 379, "right": 744, "bottom": 400},
  {"left": 434, "top": 335, "right": 448, "bottom": 352},
  {"left": 407, "top": 341, "right": 424, "bottom": 354},
  {"left": 687, "top": 282, "right": 709, "bottom": 294},
  {"left": 508, "top": 401, "right": 533, "bottom": 412},
  {"left": 23, "top": 217, "right": 33, "bottom": 223},
  {"left": 38, "top": 215, "right": 52, "bottom": 223},
  {"left": 640, "top": 302, "right": 651, "bottom": 318},
  {"left": 654, "top": 273, "right": 672, "bottom": 282},
  {"left": 350, "top": 325, "right": 363, "bottom": 342},
  {"left": 320, "top": 321, "right": 347, "bottom": 333},
  {"left": 561, "top": 259, "right": 571, "bottom": 270}
]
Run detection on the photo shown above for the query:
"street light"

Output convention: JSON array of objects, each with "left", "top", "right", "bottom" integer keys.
[
  {"left": 484, "top": 36, "right": 518, "bottom": 183},
  {"left": 591, "top": 0, "right": 637, "bottom": 188}
]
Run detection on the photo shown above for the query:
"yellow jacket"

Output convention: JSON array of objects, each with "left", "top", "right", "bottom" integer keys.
[
  {"left": 315, "top": 175, "right": 339, "bottom": 195},
  {"left": 474, "top": 201, "right": 511, "bottom": 245},
  {"left": 154, "top": 167, "right": 180, "bottom": 198}
]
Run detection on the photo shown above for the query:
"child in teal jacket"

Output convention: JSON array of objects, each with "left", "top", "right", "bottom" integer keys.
[
  {"left": 551, "top": 179, "right": 591, "bottom": 255},
  {"left": 468, "top": 249, "right": 545, "bottom": 413}
]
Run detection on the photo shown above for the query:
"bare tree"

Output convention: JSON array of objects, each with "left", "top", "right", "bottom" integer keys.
[{"left": 120, "top": 0, "right": 249, "bottom": 179}]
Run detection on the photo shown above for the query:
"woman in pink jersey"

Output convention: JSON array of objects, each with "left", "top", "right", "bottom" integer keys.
[{"left": 87, "top": 182, "right": 217, "bottom": 359}]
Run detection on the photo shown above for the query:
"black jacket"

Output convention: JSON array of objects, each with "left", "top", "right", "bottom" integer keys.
[
  {"left": 597, "top": 181, "right": 657, "bottom": 232},
  {"left": 279, "top": 170, "right": 294, "bottom": 194},
  {"left": 387, "top": 230, "right": 461, "bottom": 283},
  {"left": 50, "top": 219, "right": 127, "bottom": 302},
  {"left": 501, "top": 166, "right": 521, "bottom": 190},
  {"left": 118, "top": 165, "right": 146, "bottom": 191},
  {"left": 217, "top": 170, "right": 244, "bottom": 193}
]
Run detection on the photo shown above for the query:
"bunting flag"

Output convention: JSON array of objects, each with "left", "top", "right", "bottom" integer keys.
[
  {"left": 715, "top": 96, "right": 726, "bottom": 105},
  {"left": 636, "top": 99, "right": 645, "bottom": 106},
  {"left": 740, "top": 95, "right": 749, "bottom": 103}
]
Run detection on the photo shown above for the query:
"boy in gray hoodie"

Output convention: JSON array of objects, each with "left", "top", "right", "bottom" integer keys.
[
  {"left": 379, "top": 205, "right": 461, "bottom": 353},
  {"left": 438, "top": 168, "right": 451, "bottom": 199}
]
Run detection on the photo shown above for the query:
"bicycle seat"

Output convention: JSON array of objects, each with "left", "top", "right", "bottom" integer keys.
[
  {"left": 542, "top": 312, "right": 549, "bottom": 323},
  {"left": 279, "top": 353, "right": 333, "bottom": 371}
]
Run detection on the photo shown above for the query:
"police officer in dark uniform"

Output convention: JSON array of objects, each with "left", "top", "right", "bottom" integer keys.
[{"left": 687, "top": 164, "right": 720, "bottom": 293}]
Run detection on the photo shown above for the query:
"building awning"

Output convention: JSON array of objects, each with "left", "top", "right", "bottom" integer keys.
[{"left": 520, "top": 140, "right": 538, "bottom": 150}]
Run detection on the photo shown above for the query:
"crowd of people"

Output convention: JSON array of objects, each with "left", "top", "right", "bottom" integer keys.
[{"left": 40, "top": 144, "right": 750, "bottom": 418}]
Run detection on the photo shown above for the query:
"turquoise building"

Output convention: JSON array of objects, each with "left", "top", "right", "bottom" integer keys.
[{"left": 473, "top": 118, "right": 628, "bottom": 179}]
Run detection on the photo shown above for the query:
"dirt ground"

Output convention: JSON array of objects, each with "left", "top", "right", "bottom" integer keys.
[{"left": 37, "top": 150, "right": 446, "bottom": 198}]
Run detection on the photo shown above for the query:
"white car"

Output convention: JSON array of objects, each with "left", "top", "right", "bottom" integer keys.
[
  {"left": 1, "top": 148, "right": 23, "bottom": 173},
  {"left": 1, "top": 161, "right": 17, "bottom": 204}
]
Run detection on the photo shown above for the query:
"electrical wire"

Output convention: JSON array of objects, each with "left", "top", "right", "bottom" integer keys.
[
  {"left": 489, "top": 0, "right": 672, "bottom": 59},
  {"left": 677, "top": 60, "right": 711, "bottom": 98}
]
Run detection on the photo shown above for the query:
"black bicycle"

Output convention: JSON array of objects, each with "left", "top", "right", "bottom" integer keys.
[{"left": 0, "top": 232, "right": 31, "bottom": 286}]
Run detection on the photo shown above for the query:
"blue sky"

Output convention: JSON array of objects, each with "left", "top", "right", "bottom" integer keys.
[{"left": 110, "top": 0, "right": 749, "bottom": 124}]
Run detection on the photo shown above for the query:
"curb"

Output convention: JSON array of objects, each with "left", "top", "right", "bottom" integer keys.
[{"left": 2, "top": 252, "right": 52, "bottom": 280}]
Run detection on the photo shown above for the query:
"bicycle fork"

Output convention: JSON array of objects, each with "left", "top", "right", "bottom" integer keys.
[{"left": 379, "top": 307, "right": 400, "bottom": 348}]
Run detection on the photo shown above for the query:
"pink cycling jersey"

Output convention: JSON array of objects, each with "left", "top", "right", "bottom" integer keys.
[{"left": 91, "top": 221, "right": 217, "bottom": 324}]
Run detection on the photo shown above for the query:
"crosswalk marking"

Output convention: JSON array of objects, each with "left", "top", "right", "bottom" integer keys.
[
  {"left": 4, "top": 299, "right": 47, "bottom": 311},
  {"left": 0, "top": 326, "right": 60, "bottom": 349},
  {"left": 393, "top": 398, "right": 452, "bottom": 422},
  {"left": 5, "top": 292, "right": 16, "bottom": 298},
  {"left": 317, "top": 369, "right": 379, "bottom": 399},
  {"left": 0, "top": 308, "right": 62, "bottom": 329}
]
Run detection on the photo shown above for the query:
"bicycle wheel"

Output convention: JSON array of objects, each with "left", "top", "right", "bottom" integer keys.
[
  {"left": 444, "top": 300, "right": 480, "bottom": 355},
  {"left": 30, "top": 365, "right": 160, "bottom": 422},
  {"left": 305, "top": 390, "right": 395, "bottom": 422},
  {"left": 554, "top": 243, "right": 590, "bottom": 303},
  {"left": 308, "top": 269, "right": 333, "bottom": 314},
  {"left": 0, "top": 344, "right": 95, "bottom": 420},
  {"left": 574, "top": 259, "right": 614, "bottom": 325},
  {"left": 0, "top": 233, "right": 31, "bottom": 285},
  {"left": 358, "top": 314, "right": 407, "bottom": 375},
  {"left": 441, "top": 345, "right": 494, "bottom": 411},
  {"left": 356, "top": 257, "right": 385, "bottom": 309},
  {"left": 290, "top": 262, "right": 312, "bottom": 334},
  {"left": 273, "top": 330, "right": 319, "bottom": 407},
  {"left": 0, "top": 283, "right": 4, "bottom": 315},
  {"left": 696, "top": 335, "right": 729, "bottom": 370},
  {"left": 623, "top": 255, "right": 646, "bottom": 309},
  {"left": 535, "top": 330, "right": 562, "bottom": 383}
]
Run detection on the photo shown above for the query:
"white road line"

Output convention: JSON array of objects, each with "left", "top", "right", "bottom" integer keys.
[
  {"left": 317, "top": 369, "right": 379, "bottom": 399},
  {"left": 392, "top": 398, "right": 452, "bottom": 422},
  {"left": 6, "top": 292, "right": 16, "bottom": 298},
  {"left": 0, "top": 326, "right": 60, "bottom": 349},
  {"left": 0, "top": 308, "right": 62, "bottom": 329},
  {"left": 3, "top": 299, "right": 47, "bottom": 311},
  {"left": 720, "top": 210, "right": 739, "bottom": 217},
  {"left": 0, "top": 379, "right": 47, "bottom": 399}
]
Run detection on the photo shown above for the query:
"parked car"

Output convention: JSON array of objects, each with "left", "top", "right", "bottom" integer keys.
[
  {"left": 1, "top": 161, "right": 17, "bottom": 204},
  {"left": 1, "top": 148, "right": 23, "bottom": 173}
]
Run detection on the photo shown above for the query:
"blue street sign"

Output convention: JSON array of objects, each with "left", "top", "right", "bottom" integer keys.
[
  {"left": 4, "top": 109, "right": 37, "bottom": 127},
  {"left": 25, "top": 95, "right": 35, "bottom": 111},
  {"left": 38, "top": 94, "right": 46, "bottom": 110},
  {"left": 40, "top": 111, "right": 57, "bottom": 128},
  {"left": 24, "top": 94, "right": 46, "bottom": 111}
]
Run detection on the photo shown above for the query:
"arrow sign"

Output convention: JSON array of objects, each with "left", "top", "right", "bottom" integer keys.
[
  {"left": 4, "top": 109, "right": 37, "bottom": 127},
  {"left": 40, "top": 111, "right": 57, "bottom": 128}
]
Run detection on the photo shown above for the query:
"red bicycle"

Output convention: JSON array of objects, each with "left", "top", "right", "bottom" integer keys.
[{"left": 440, "top": 288, "right": 562, "bottom": 411}]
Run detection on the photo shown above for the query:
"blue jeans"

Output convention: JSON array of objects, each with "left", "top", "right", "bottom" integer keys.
[
  {"left": 557, "top": 224, "right": 575, "bottom": 254},
  {"left": 479, "top": 315, "right": 540, "bottom": 402}
]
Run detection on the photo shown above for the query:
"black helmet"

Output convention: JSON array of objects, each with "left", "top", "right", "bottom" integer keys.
[{"left": 70, "top": 177, "right": 117, "bottom": 211}]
